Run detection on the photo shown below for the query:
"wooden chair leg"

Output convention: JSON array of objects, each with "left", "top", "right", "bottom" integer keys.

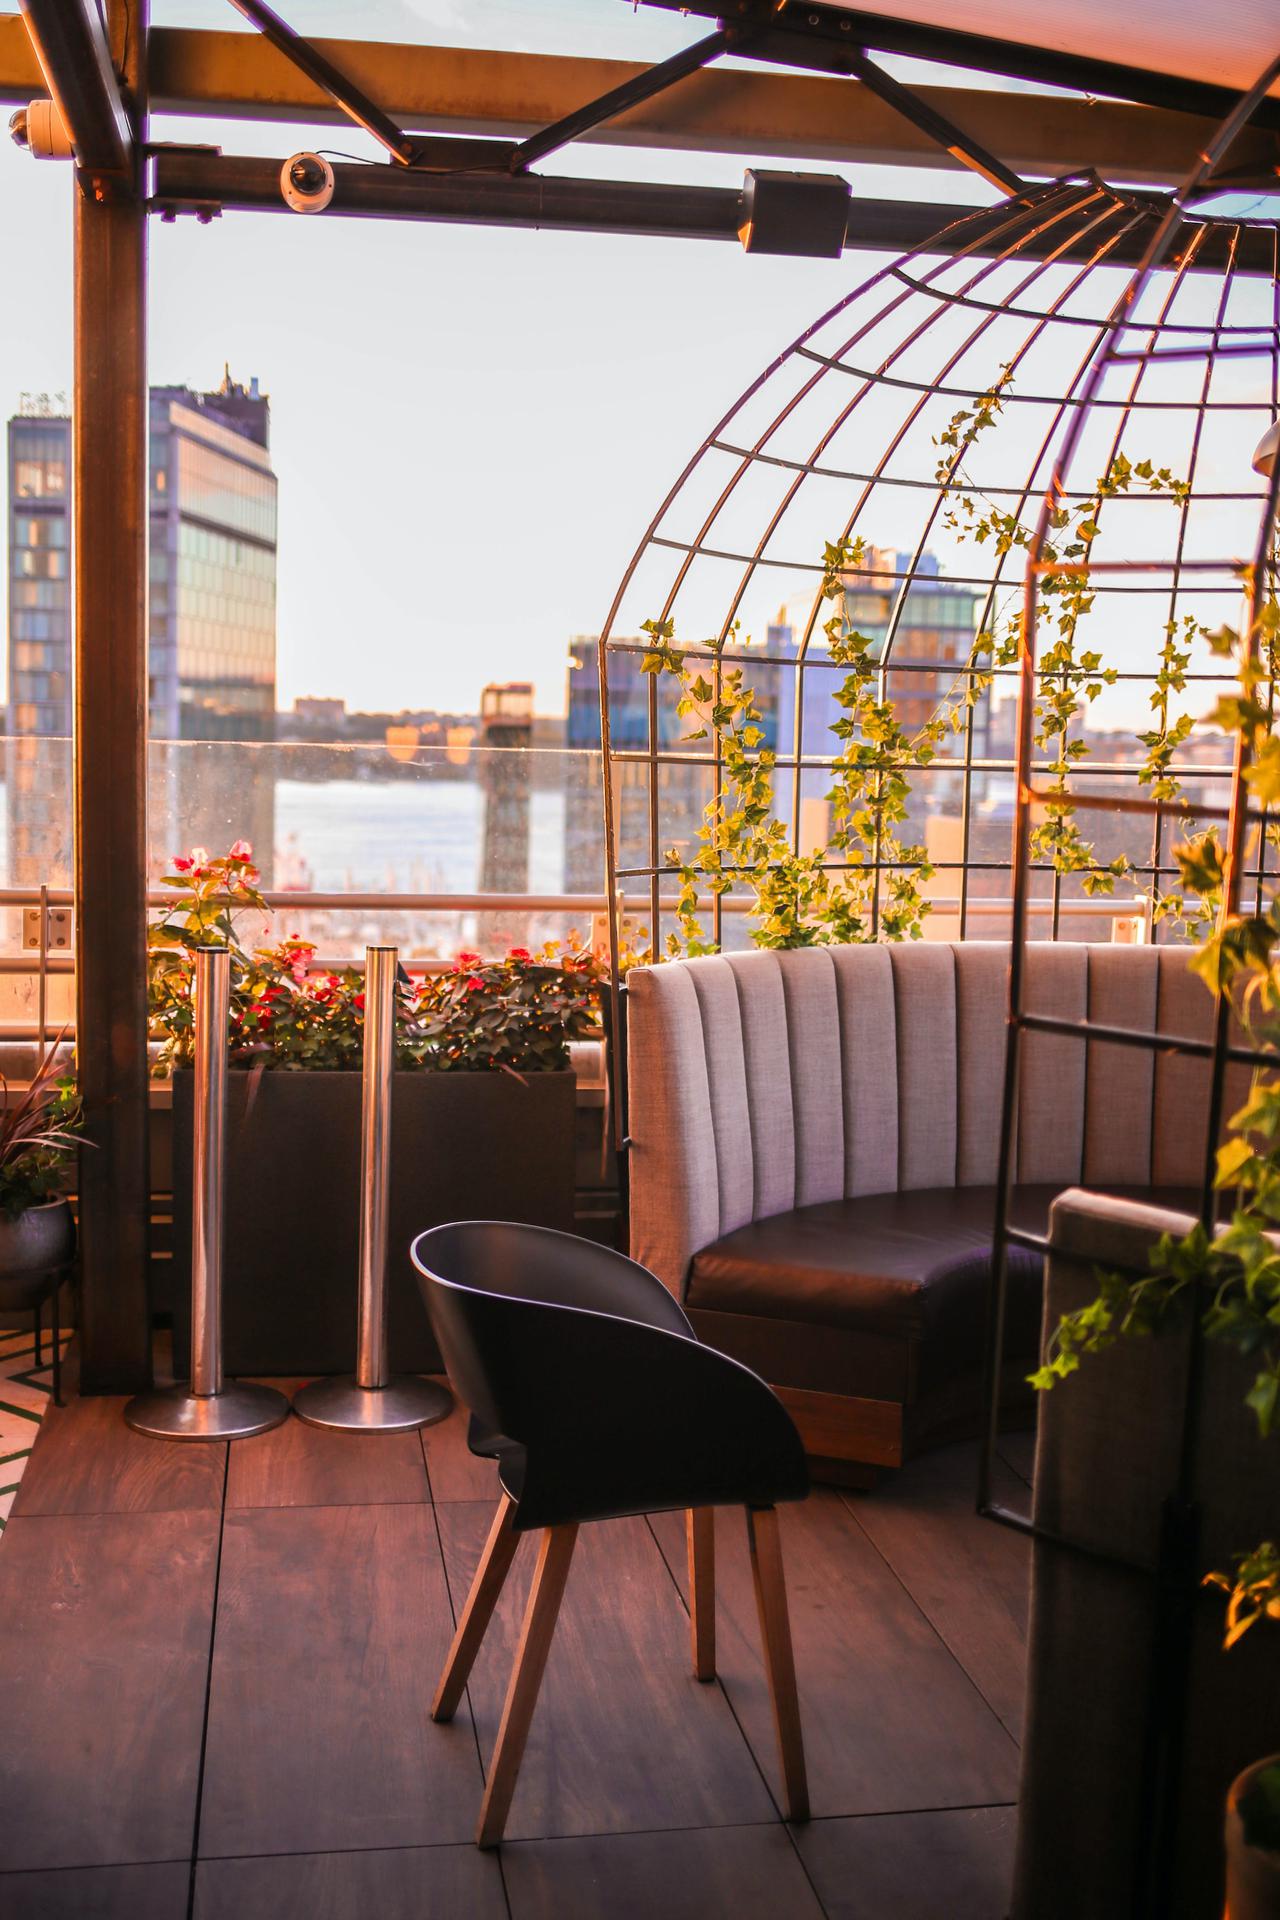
[
  {"left": 686, "top": 1507, "right": 716, "bottom": 1681},
  {"left": 746, "top": 1505, "right": 809, "bottom": 1823},
  {"left": 433, "top": 1493, "right": 520, "bottom": 1723},
  {"left": 476, "top": 1521, "right": 578, "bottom": 1849}
]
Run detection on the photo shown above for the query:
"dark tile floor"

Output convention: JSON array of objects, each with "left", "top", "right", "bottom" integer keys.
[{"left": 0, "top": 1373, "right": 1031, "bottom": 1919}]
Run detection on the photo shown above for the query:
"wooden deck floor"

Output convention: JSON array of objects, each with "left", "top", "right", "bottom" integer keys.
[{"left": 0, "top": 1372, "right": 1032, "bottom": 1919}]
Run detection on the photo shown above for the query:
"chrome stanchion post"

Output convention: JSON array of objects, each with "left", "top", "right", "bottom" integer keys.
[
  {"left": 125, "top": 947, "right": 290, "bottom": 1440},
  {"left": 293, "top": 946, "right": 451, "bottom": 1433}
]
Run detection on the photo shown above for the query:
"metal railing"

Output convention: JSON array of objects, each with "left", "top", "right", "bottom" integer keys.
[{"left": 0, "top": 878, "right": 1152, "bottom": 1043}]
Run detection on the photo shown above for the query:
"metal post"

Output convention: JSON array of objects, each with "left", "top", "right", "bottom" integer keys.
[
  {"left": 124, "top": 948, "right": 289, "bottom": 1438},
  {"left": 72, "top": 0, "right": 150, "bottom": 1393},
  {"left": 293, "top": 947, "right": 451, "bottom": 1432}
]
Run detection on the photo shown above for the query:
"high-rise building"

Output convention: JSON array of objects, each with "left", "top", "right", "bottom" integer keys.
[
  {"left": 563, "top": 635, "right": 792, "bottom": 894},
  {"left": 772, "top": 549, "right": 987, "bottom": 759},
  {"left": 7, "top": 371, "right": 278, "bottom": 744},
  {"left": 770, "top": 548, "right": 988, "bottom": 851},
  {"left": 7, "top": 400, "right": 70, "bottom": 739},
  {"left": 6, "top": 375, "right": 279, "bottom": 886},
  {"left": 148, "top": 374, "right": 278, "bottom": 742}
]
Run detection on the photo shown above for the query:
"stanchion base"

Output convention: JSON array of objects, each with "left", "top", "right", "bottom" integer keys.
[
  {"left": 291, "top": 1374, "right": 452, "bottom": 1433},
  {"left": 123, "top": 1380, "right": 291, "bottom": 1441}
]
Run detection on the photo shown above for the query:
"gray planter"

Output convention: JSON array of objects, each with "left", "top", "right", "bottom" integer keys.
[
  {"left": 0, "top": 1197, "right": 74, "bottom": 1297},
  {"left": 171, "top": 1067, "right": 576, "bottom": 1377}
]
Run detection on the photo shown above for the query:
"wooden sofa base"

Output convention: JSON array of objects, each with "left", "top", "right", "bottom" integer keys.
[
  {"left": 688, "top": 1300, "right": 1036, "bottom": 1482},
  {"left": 774, "top": 1385, "right": 903, "bottom": 1473}
]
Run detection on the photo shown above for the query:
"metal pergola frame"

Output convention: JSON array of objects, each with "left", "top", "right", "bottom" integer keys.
[{"left": 4, "top": 0, "right": 1277, "bottom": 1399}]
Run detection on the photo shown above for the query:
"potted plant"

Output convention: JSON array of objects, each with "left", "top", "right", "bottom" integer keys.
[
  {"left": 149, "top": 844, "right": 604, "bottom": 1375},
  {"left": 0, "top": 1043, "right": 83, "bottom": 1403},
  {"left": 1226, "top": 1755, "right": 1280, "bottom": 1919}
]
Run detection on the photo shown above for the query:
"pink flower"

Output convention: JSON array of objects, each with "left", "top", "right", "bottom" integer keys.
[
  {"left": 172, "top": 855, "right": 194, "bottom": 873},
  {"left": 229, "top": 839, "right": 253, "bottom": 860},
  {"left": 190, "top": 847, "right": 209, "bottom": 867}
]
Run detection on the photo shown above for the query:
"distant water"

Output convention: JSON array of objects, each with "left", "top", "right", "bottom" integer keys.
[{"left": 272, "top": 779, "right": 570, "bottom": 895}]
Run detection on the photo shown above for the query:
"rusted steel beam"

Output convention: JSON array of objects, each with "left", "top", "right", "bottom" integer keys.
[
  {"left": 1, "top": 18, "right": 1267, "bottom": 188},
  {"left": 16, "top": 0, "right": 131, "bottom": 182}
]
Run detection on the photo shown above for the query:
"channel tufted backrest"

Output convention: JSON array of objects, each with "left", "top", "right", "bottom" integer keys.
[{"left": 625, "top": 941, "right": 1241, "bottom": 1298}]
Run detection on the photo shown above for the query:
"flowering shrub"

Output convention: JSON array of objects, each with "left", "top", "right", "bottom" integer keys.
[
  {"left": 147, "top": 843, "right": 604, "bottom": 1074},
  {"left": 412, "top": 947, "right": 603, "bottom": 1073}
]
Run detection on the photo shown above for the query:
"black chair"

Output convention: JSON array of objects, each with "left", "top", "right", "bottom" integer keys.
[{"left": 410, "top": 1219, "right": 811, "bottom": 1849}]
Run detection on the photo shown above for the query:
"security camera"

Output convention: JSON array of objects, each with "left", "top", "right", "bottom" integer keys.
[
  {"left": 280, "top": 152, "right": 335, "bottom": 214},
  {"left": 9, "top": 100, "right": 73, "bottom": 159}
]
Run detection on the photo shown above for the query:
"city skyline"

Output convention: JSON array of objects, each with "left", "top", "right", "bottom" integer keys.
[{"left": 0, "top": 4, "right": 992, "bottom": 721}]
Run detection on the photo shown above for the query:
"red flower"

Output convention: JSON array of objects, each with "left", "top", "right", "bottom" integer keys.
[
  {"left": 507, "top": 947, "right": 531, "bottom": 962},
  {"left": 353, "top": 992, "right": 365, "bottom": 1012},
  {"left": 464, "top": 975, "right": 484, "bottom": 993},
  {"left": 455, "top": 950, "right": 482, "bottom": 972},
  {"left": 172, "top": 855, "right": 194, "bottom": 873},
  {"left": 228, "top": 839, "right": 253, "bottom": 861}
]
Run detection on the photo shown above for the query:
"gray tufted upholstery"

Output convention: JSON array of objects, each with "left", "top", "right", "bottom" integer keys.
[{"left": 627, "top": 941, "right": 1238, "bottom": 1301}]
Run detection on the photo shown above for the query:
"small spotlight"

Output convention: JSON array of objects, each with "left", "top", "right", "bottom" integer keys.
[
  {"left": 8, "top": 106, "right": 29, "bottom": 149},
  {"left": 1253, "top": 420, "right": 1278, "bottom": 481},
  {"left": 738, "top": 169, "right": 851, "bottom": 259}
]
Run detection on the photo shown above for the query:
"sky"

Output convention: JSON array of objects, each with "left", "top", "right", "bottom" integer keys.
[{"left": 0, "top": 0, "right": 1000, "bottom": 718}]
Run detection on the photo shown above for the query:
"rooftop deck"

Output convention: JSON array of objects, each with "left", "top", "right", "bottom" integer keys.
[{"left": 0, "top": 1362, "right": 1030, "bottom": 1919}]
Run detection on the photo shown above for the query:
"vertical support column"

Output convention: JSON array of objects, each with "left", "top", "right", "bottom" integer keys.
[{"left": 73, "top": 0, "right": 150, "bottom": 1391}]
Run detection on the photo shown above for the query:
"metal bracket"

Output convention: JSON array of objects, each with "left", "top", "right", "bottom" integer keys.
[{"left": 23, "top": 905, "right": 73, "bottom": 953}]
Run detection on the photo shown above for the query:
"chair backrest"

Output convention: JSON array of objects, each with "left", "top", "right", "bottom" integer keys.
[
  {"left": 411, "top": 1220, "right": 694, "bottom": 1442},
  {"left": 410, "top": 1220, "right": 807, "bottom": 1526},
  {"left": 625, "top": 941, "right": 1246, "bottom": 1296}
]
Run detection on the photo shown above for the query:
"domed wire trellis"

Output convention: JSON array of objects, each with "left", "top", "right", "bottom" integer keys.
[
  {"left": 598, "top": 52, "right": 1280, "bottom": 1917},
  {"left": 598, "top": 176, "right": 1279, "bottom": 976}
]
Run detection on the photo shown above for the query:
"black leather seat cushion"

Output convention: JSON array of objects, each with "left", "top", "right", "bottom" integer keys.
[{"left": 687, "top": 1185, "right": 1198, "bottom": 1339}]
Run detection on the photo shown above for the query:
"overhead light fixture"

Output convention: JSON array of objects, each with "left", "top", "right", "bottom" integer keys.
[
  {"left": 738, "top": 169, "right": 851, "bottom": 258},
  {"left": 1253, "top": 420, "right": 1279, "bottom": 480}
]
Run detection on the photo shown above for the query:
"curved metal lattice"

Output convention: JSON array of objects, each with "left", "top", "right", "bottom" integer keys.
[{"left": 598, "top": 175, "right": 1280, "bottom": 965}]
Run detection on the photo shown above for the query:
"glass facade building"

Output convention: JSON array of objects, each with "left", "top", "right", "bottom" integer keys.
[
  {"left": 149, "top": 384, "right": 278, "bottom": 741},
  {"left": 7, "top": 413, "right": 70, "bottom": 739},
  {"left": 5, "top": 377, "right": 278, "bottom": 886},
  {"left": 6, "top": 373, "right": 278, "bottom": 745}
]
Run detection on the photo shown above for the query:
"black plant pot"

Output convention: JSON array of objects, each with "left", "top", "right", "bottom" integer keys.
[
  {"left": 0, "top": 1197, "right": 75, "bottom": 1292},
  {"left": 171, "top": 1068, "right": 576, "bottom": 1377}
]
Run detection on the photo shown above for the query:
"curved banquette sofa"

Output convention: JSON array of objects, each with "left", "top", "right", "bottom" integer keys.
[{"left": 626, "top": 940, "right": 1242, "bottom": 1476}]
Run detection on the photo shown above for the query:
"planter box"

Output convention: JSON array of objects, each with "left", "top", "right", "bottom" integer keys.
[
  {"left": 171, "top": 1068, "right": 576, "bottom": 1377},
  {"left": 1014, "top": 1189, "right": 1280, "bottom": 1920}
]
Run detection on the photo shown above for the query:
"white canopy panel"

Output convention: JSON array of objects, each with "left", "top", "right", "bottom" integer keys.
[{"left": 840, "top": 0, "right": 1280, "bottom": 96}]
